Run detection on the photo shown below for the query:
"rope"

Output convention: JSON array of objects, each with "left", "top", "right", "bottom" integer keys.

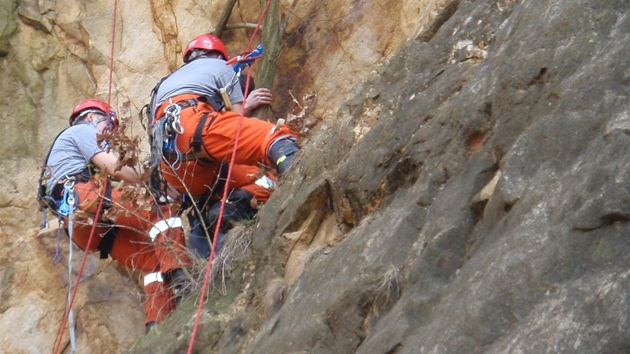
[
  {"left": 52, "top": 180, "right": 109, "bottom": 354},
  {"left": 105, "top": 0, "right": 118, "bottom": 117},
  {"left": 187, "top": 0, "right": 273, "bottom": 352},
  {"left": 53, "top": 0, "right": 118, "bottom": 352},
  {"left": 66, "top": 196, "right": 77, "bottom": 354},
  {"left": 53, "top": 219, "right": 63, "bottom": 264}
]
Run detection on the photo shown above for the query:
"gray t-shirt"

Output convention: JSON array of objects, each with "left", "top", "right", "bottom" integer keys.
[
  {"left": 45, "top": 122, "right": 104, "bottom": 192},
  {"left": 153, "top": 57, "right": 244, "bottom": 110}
]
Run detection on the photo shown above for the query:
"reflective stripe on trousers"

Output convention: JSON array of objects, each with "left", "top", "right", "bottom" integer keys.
[
  {"left": 149, "top": 217, "right": 183, "bottom": 242},
  {"left": 144, "top": 272, "right": 164, "bottom": 286}
]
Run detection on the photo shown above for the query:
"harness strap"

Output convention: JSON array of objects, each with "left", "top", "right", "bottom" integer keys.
[
  {"left": 38, "top": 127, "right": 70, "bottom": 214},
  {"left": 213, "top": 163, "right": 230, "bottom": 198},
  {"left": 177, "top": 98, "right": 199, "bottom": 110},
  {"left": 163, "top": 150, "right": 210, "bottom": 162},
  {"left": 50, "top": 168, "right": 93, "bottom": 200},
  {"left": 162, "top": 112, "right": 218, "bottom": 165},
  {"left": 101, "top": 176, "right": 114, "bottom": 210},
  {"left": 155, "top": 98, "right": 199, "bottom": 124},
  {"left": 191, "top": 112, "right": 217, "bottom": 163},
  {"left": 97, "top": 226, "right": 118, "bottom": 259}
]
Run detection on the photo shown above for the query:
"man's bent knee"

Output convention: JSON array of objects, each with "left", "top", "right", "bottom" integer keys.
[{"left": 267, "top": 136, "right": 299, "bottom": 175}]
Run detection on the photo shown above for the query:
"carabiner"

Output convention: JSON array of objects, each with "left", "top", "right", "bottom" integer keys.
[
  {"left": 164, "top": 101, "right": 182, "bottom": 118},
  {"left": 64, "top": 178, "right": 76, "bottom": 206},
  {"left": 171, "top": 118, "right": 184, "bottom": 134}
]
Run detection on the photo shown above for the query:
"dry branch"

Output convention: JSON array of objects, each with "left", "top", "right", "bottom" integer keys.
[{"left": 214, "top": 0, "right": 239, "bottom": 38}]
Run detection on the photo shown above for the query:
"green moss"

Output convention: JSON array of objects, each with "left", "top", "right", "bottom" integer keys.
[
  {"left": 591, "top": 235, "right": 622, "bottom": 263},
  {"left": 0, "top": 0, "right": 17, "bottom": 56},
  {"left": 0, "top": 262, "right": 14, "bottom": 314},
  {"left": 587, "top": 10, "right": 617, "bottom": 43}
]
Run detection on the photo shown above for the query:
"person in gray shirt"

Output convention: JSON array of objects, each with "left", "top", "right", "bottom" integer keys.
[
  {"left": 149, "top": 33, "right": 300, "bottom": 201},
  {"left": 41, "top": 98, "right": 191, "bottom": 332}
]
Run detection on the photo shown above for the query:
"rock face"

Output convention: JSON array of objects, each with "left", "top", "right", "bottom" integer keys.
[
  {"left": 1, "top": 0, "right": 443, "bottom": 352},
  {"left": 257, "top": 1, "right": 630, "bottom": 352},
  {"left": 2, "top": 0, "right": 630, "bottom": 353}
]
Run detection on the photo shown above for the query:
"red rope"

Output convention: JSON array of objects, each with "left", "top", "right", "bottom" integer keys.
[
  {"left": 106, "top": 0, "right": 118, "bottom": 114},
  {"left": 53, "top": 1, "right": 118, "bottom": 352},
  {"left": 187, "top": 0, "right": 273, "bottom": 352}
]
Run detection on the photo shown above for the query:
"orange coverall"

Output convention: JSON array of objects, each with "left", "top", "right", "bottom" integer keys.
[
  {"left": 156, "top": 93, "right": 295, "bottom": 196},
  {"left": 66, "top": 178, "right": 190, "bottom": 324}
]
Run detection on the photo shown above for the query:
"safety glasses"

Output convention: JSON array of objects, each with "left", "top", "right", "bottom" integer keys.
[
  {"left": 105, "top": 109, "right": 119, "bottom": 132},
  {"left": 86, "top": 109, "right": 119, "bottom": 132}
]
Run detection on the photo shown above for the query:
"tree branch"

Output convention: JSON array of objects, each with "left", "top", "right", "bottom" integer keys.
[
  {"left": 226, "top": 23, "right": 262, "bottom": 31},
  {"left": 214, "top": 0, "right": 239, "bottom": 38}
]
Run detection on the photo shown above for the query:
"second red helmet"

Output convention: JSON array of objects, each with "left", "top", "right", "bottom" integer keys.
[
  {"left": 69, "top": 99, "right": 118, "bottom": 130},
  {"left": 183, "top": 34, "right": 229, "bottom": 63}
]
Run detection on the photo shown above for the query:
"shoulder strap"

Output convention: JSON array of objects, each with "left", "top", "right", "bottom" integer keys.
[
  {"left": 146, "top": 75, "right": 171, "bottom": 127},
  {"left": 38, "top": 127, "right": 70, "bottom": 203},
  {"left": 190, "top": 112, "right": 217, "bottom": 164}
]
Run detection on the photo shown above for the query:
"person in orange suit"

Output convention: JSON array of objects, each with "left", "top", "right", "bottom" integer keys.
[
  {"left": 147, "top": 34, "right": 299, "bottom": 258},
  {"left": 186, "top": 163, "right": 277, "bottom": 258},
  {"left": 40, "top": 99, "right": 191, "bottom": 333},
  {"left": 149, "top": 33, "right": 299, "bottom": 197}
]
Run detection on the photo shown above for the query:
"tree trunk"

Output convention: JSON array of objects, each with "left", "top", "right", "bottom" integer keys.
[{"left": 252, "top": 0, "right": 281, "bottom": 121}]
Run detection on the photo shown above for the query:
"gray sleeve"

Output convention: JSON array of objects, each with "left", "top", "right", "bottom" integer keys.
[
  {"left": 45, "top": 124, "right": 103, "bottom": 192},
  {"left": 73, "top": 124, "right": 104, "bottom": 161}
]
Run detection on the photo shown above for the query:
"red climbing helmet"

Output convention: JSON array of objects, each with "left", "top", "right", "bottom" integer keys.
[
  {"left": 69, "top": 99, "right": 119, "bottom": 130},
  {"left": 183, "top": 33, "right": 229, "bottom": 63}
]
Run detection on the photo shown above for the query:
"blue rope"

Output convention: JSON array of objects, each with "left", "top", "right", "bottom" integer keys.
[
  {"left": 53, "top": 217, "right": 62, "bottom": 265},
  {"left": 40, "top": 208, "right": 48, "bottom": 229}
]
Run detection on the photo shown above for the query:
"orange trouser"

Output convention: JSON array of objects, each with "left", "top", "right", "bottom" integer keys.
[
  {"left": 163, "top": 161, "right": 275, "bottom": 203},
  {"left": 228, "top": 164, "right": 276, "bottom": 203},
  {"left": 158, "top": 94, "right": 295, "bottom": 196},
  {"left": 66, "top": 179, "right": 189, "bottom": 324},
  {"left": 161, "top": 160, "right": 222, "bottom": 197}
]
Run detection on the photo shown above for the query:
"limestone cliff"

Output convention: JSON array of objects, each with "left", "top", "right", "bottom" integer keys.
[{"left": 1, "top": 0, "right": 630, "bottom": 353}]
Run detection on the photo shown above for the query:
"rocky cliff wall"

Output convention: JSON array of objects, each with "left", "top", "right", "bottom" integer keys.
[
  {"left": 0, "top": 0, "right": 447, "bottom": 352},
  {"left": 132, "top": 0, "right": 630, "bottom": 353},
  {"left": 2, "top": 0, "right": 629, "bottom": 353},
  {"left": 237, "top": 1, "right": 630, "bottom": 353}
]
